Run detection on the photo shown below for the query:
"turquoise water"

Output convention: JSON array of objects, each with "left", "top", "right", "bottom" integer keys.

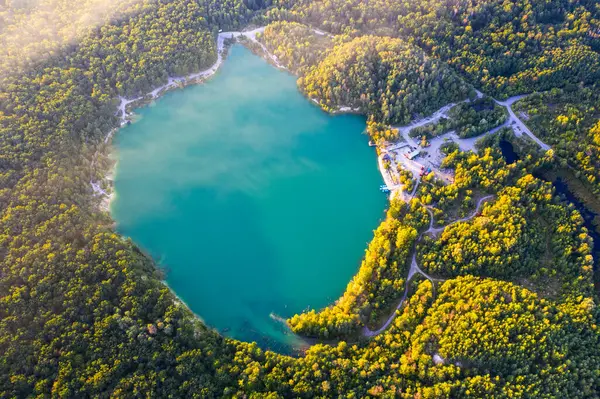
[{"left": 111, "top": 45, "right": 386, "bottom": 352}]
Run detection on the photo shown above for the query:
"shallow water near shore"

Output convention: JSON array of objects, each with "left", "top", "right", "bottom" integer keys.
[{"left": 111, "top": 45, "right": 386, "bottom": 352}]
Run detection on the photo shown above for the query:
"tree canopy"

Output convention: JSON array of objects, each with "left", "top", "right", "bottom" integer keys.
[{"left": 1, "top": 0, "right": 599, "bottom": 397}]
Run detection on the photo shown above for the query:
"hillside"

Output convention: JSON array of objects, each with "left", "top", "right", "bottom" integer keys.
[
  {"left": 0, "top": 0, "right": 599, "bottom": 397},
  {"left": 299, "top": 35, "right": 471, "bottom": 124}
]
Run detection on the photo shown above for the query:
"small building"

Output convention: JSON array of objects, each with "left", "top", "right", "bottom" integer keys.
[
  {"left": 388, "top": 142, "right": 410, "bottom": 151},
  {"left": 406, "top": 149, "right": 421, "bottom": 160}
]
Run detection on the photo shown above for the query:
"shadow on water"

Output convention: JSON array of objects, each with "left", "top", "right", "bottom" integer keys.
[
  {"left": 498, "top": 139, "right": 600, "bottom": 282},
  {"left": 551, "top": 178, "right": 600, "bottom": 253},
  {"left": 498, "top": 139, "right": 519, "bottom": 164},
  {"left": 549, "top": 176, "right": 600, "bottom": 293}
]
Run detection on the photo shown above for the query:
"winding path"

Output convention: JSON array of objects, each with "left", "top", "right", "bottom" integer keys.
[
  {"left": 426, "top": 195, "right": 494, "bottom": 235},
  {"left": 395, "top": 103, "right": 457, "bottom": 148},
  {"left": 362, "top": 194, "right": 493, "bottom": 337},
  {"left": 91, "top": 25, "right": 554, "bottom": 342},
  {"left": 365, "top": 92, "right": 550, "bottom": 338},
  {"left": 114, "top": 28, "right": 270, "bottom": 127}
]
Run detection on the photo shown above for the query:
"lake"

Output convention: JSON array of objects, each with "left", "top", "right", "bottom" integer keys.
[{"left": 111, "top": 45, "right": 387, "bottom": 352}]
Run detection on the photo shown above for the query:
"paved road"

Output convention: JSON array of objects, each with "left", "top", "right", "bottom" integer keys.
[
  {"left": 494, "top": 96, "right": 551, "bottom": 151},
  {"left": 107, "top": 28, "right": 552, "bottom": 341},
  {"left": 366, "top": 93, "right": 550, "bottom": 338}
]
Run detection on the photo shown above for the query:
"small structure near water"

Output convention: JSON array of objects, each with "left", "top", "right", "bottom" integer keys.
[{"left": 406, "top": 149, "right": 421, "bottom": 160}]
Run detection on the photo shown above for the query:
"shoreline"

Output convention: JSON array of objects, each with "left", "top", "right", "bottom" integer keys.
[
  {"left": 89, "top": 27, "right": 271, "bottom": 213},
  {"left": 89, "top": 23, "right": 555, "bottom": 346},
  {"left": 90, "top": 25, "right": 378, "bottom": 214},
  {"left": 87, "top": 26, "right": 371, "bottom": 354},
  {"left": 161, "top": 279, "right": 207, "bottom": 326}
]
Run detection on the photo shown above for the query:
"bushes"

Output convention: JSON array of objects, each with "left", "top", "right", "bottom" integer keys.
[
  {"left": 1, "top": 0, "right": 599, "bottom": 397},
  {"left": 300, "top": 35, "right": 470, "bottom": 124},
  {"left": 410, "top": 97, "right": 508, "bottom": 140}
]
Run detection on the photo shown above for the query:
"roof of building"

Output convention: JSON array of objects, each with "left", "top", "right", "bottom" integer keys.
[{"left": 407, "top": 150, "right": 421, "bottom": 159}]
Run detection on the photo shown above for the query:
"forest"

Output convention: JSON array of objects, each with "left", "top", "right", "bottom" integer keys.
[
  {"left": 298, "top": 35, "right": 471, "bottom": 124},
  {"left": 259, "top": 24, "right": 472, "bottom": 125},
  {"left": 419, "top": 173, "right": 594, "bottom": 297},
  {"left": 1, "top": 0, "right": 599, "bottom": 397},
  {"left": 410, "top": 97, "right": 508, "bottom": 140},
  {"left": 512, "top": 86, "right": 600, "bottom": 198},
  {"left": 268, "top": 0, "right": 600, "bottom": 97},
  {"left": 259, "top": 21, "right": 334, "bottom": 75}
]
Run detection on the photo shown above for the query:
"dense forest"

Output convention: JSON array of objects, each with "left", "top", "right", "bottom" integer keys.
[
  {"left": 259, "top": 22, "right": 472, "bottom": 125},
  {"left": 288, "top": 199, "right": 428, "bottom": 339},
  {"left": 299, "top": 35, "right": 470, "bottom": 124},
  {"left": 259, "top": 21, "right": 334, "bottom": 74},
  {"left": 1, "top": 0, "right": 599, "bottom": 397},
  {"left": 513, "top": 86, "right": 600, "bottom": 197},
  {"left": 268, "top": 0, "right": 600, "bottom": 97},
  {"left": 419, "top": 173, "right": 594, "bottom": 296},
  {"left": 0, "top": 0, "right": 257, "bottom": 396}
]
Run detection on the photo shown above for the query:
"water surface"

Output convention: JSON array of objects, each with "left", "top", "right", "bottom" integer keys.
[
  {"left": 498, "top": 139, "right": 519, "bottom": 164},
  {"left": 111, "top": 45, "right": 386, "bottom": 352},
  {"left": 552, "top": 178, "right": 599, "bottom": 254}
]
